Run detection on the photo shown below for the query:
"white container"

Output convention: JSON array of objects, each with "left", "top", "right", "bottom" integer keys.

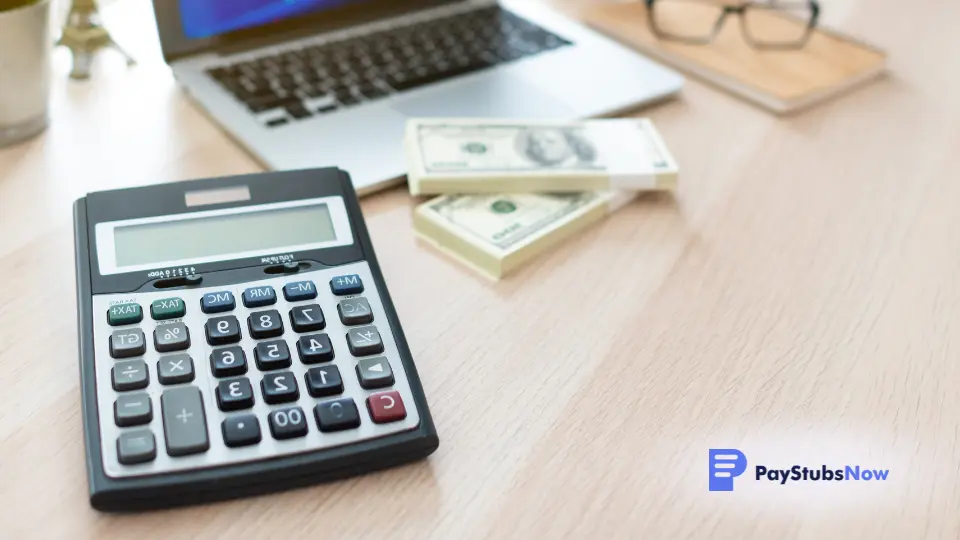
[{"left": 0, "top": 0, "right": 52, "bottom": 148}]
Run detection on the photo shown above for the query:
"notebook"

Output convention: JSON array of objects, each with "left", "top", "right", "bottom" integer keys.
[{"left": 572, "top": 1, "right": 887, "bottom": 114}]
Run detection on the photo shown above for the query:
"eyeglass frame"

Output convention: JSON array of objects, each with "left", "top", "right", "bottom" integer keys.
[{"left": 644, "top": 0, "right": 822, "bottom": 50}]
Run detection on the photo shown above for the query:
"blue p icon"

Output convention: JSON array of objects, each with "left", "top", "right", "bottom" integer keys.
[{"left": 709, "top": 449, "right": 747, "bottom": 491}]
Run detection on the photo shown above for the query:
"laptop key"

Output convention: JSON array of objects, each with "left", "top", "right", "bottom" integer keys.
[{"left": 286, "top": 103, "right": 313, "bottom": 120}]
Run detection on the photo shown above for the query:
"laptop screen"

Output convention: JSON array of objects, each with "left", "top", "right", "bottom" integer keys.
[{"left": 180, "top": 0, "right": 372, "bottom": 39}]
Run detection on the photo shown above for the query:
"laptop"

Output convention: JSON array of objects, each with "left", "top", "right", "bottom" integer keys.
[{"left": 152, "top": 0, "right": 684, "bottom": 195}]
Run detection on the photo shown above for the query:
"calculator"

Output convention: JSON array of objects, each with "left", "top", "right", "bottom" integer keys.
[{"left": 72, "top": 168, "right": 438, "bottom": 511}]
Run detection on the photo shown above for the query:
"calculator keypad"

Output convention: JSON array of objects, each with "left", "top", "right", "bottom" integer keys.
[{"left": 92, "top": 261, "right": 421, "bottom": 478}]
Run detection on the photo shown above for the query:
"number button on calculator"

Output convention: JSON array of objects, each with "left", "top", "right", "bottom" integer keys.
[
  {"left": 261, "top": 371, "right": 300, "bottom": 404},
  {"left": 248, "top": 310, "right": 284, "bottom": 339},
  {"left": 283, "top": 281, "right": 317, "bottom": 302},
  {"left": 114, "top": 393, "right": 152, "bottom": 427},
  {"left": 338, "top": 297, "right": 373, "bottom": 325},
  {"left": 305, "top": 365, "right": 344, "bottom": 397},
  {"left": 217, "top": 378, "right": 255, "bottom": 411},
  {"left": 297, "top": 334, "right": 334, "bottom": 364},
  {"left": 107, "top": 303, "right": 142, "bottom": 326},
  {"left": 290, "top": 304, "right": 325, "bottom": 332},
  {"left": 201, "top": 291, "right": 236, "bottom": 314},
  {"left": 161, "top": 386, "right": 210, "bottom": 456},
  {"left": 211, "top": 346, "right": 248, "bottom": 377},
  {"left": 268, "top": 407, "right": 308, "bottom": 440},
  {"left": 110, "top": 329, "right": 146, "bottom": 358},
  {"left": 112, "top": 360, "right": 149, "bottom": 391},
  {"left": 154, "top": 322, "right": 191, "bottom": 352},
  {"left": 346, "top": 326, "right": 384, "bottom": 356},
  {"left": 206, "top": 316, "right": 241, "bottom": 345},
  {"left": 157, "top": 354, "right": 195, "bottom": 385},
  {"left": 255, "top": 340, "right": 292, "bottom": 370},
  {"left": 314, "top": 398, "right": 361, "bottom": 432},
  {"left": 222, "top": 415, "right": 261, "bottom": 448},
  {"left": 242, "top": 286, "right": 276, "bottom": 308}
]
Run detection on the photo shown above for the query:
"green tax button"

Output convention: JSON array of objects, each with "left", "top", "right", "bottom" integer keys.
[
  {"left": 107, "top": 303, "right": 143, "bottom": 326},
  {"left": 151, "top": 298, "right": 186, "bottom": 320}
]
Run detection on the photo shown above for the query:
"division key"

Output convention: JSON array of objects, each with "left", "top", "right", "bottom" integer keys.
[{"left": 161, "top": 386, "right": 210, "bottom": 457}]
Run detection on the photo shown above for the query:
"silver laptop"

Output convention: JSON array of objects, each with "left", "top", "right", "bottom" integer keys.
[{"left": 152, "top": 0, "right": 683, "bottom": 195}]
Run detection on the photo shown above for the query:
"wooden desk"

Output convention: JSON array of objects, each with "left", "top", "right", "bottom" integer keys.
[{"left": 1, "top": 0, "right": 958, "bottom": 537}]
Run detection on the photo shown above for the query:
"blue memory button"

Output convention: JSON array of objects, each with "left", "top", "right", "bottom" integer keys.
[
  {"left": 283, "top": 281, "right": 318, "bottom": 302},
  {"left": 330, "top": 274, "right": 363, "bottom": 296},
  {"left": 243, "top": 286, "right": 277, "bottom": 308},
  {"left": 201, "top": 291, "right": 236, "bottom": 313}
]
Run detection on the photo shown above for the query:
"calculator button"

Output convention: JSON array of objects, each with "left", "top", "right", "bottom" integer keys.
[
  {"left": 314, "top": 398, "right": 361, "bottom": 432},
  {"left": 216, "top": 378, "right": 255, "bottom": 411},
  {"left": 248, "top": 310, "right": 284, "bottom": 339},
  {"left": 242, "top": 286, "right": 277, "bottom": 308},
  {"left": 283, "top": 281, "right": 318, "bottom": 302},
  {"left": 109, "top": 329, "right": 146, "bottom": 359},
  {"left": 161, "top": 386, "right": 210, "bottom": 457},
  {"left": 153, "top": 322, "right": 191, "bottom": 352},
  {"left": 297, "top": 334, "right": 334, "bottom": 364},
  {"left": 210, "top": 346, "right": 248, "bottom": 377},
  {"left": 290, "top": 304, "right": 325, "bottom": 332},
  {"left": 356, "top": 357, "right": 395, "bottom": 389},
  {"left": 117, "top": 430, "right": 156, "bottom": 465},
  {"left": 268, "top": 406, "right": 309, "bottom": 440},
  {"left": 305, "top": 365, "right": 344, "bottom": 397},
  {"left": 157, "top": 354, "right": 195, "bottom": 385},
  {"left": 114, "top": 393, "right": 152, "bottom": 427},
  {"left": 222, "top": 415, "right": 261, "bottom": 448},
  {"left": 338, "top": 297, "right": 374, "bottom": 326},
  {"left": 261, "top": 371, "right": 300, "bottom": 404},
  {"left": 330, "top": 274, "right": 364, "bottom": 296},
  {"left": 150, "top": 297, "right": 185, "bottom": 320},
  {"left": 205, "top": 315, "right": 242, "bottom": 345},
  {"left": 346, "top": 326, "right": 384, "bottom": 356},
  {"left": 112, "top": 360, "right": 149, "bottom": 391},
  {"left": 366, "top": 391, "right": 407, "bottom": 424},
  {"left": 201, "top": 291, "right": 235, "bottom": 313},
  {"left": 255, "top": 340, "right": 292, "bottom": 371},
  {"left": 107, "top": 303, "right": 142, "bottom": 326}
]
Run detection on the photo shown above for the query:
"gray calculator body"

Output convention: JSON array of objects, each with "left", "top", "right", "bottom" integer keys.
[{"left": 73, "top": 168, "right": 438, "bottom": 511}]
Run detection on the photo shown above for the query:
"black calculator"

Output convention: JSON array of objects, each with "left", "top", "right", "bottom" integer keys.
[{"left": 72, "top": 168, "right": 438, "bottom": 511}]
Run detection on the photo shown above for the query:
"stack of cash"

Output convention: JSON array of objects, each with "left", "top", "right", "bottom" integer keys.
[{"left": 406, "top": 118, "right": 679, "bottom": 280}]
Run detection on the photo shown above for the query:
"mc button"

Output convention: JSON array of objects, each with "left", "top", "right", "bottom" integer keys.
[{"left": 201, "top": 291, "right": 235, "bottom": 314}]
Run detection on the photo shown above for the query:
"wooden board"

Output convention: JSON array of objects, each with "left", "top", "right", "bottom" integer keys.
[{"left": 575, "top": 1, "right": 887, "bottom": 113}]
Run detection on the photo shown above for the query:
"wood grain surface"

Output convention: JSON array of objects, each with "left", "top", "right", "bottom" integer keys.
[{"left": 1, "top": 0, "right": 958, "bottom": 538}]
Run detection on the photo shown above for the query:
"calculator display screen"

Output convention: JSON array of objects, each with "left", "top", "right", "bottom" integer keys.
[{"left": 113, "top": 204, "right": 337, "bottom": 268}]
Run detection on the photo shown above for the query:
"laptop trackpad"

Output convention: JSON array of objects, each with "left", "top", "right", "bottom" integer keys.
[{"left": 391, "top": 76, "right": 576, "bottom": 119}]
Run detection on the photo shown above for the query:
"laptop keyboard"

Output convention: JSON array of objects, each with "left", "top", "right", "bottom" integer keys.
[{"left": 205, "top": 6, "right": 571, "bottom": 128}]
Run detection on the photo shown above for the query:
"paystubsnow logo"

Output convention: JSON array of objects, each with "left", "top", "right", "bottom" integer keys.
[{"left": 708, "top": 449, "right": 890, "bottom": 491}]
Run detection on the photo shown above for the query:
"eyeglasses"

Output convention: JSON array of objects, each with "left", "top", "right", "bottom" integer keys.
[{"left": 644, "top": 0, "right": 821, "bottom": 50}]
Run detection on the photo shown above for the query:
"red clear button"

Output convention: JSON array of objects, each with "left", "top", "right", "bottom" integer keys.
[{"left": 366, "top": 391, "right": 406, "bottom": 424}]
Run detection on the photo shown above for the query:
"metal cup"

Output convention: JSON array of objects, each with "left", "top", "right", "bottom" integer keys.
[{"left": 0, "top": 0, "right": 52, "bottom": 148}]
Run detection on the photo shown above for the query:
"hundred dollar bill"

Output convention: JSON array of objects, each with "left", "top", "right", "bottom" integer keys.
[
  {"left": 405, "top": 118, "right": 678, "bottom": 196},
  {"left": 413, "top": 191, "right": 635, "bottom": 280}
]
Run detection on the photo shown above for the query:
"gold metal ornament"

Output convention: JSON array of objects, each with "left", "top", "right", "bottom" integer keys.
[{"left": 57, "top": 0, "right": 135, "bottom": 79}]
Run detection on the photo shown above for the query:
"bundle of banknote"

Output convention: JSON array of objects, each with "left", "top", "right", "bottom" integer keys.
[{"left": 407, "top": 118, "right": 679, "bottom": 280}]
